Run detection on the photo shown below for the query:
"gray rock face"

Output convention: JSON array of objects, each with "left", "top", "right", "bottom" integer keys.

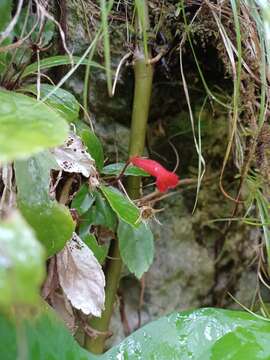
[{"left": 145, "top": 200, "right": 214, "bottom": 318}]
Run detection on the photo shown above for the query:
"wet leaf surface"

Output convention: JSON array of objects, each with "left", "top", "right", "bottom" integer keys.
[
  {"left": 102, "top": 308, "right": 270, "bottom": 360},
  {"left": 1, "top": 307, "right": 270, "bottom": 359},
  {"left": 0, "top": 211, "right": 45, "bottom": 308},
  {"left": 0, "top": 305, "right": 93, "bottom": 360},
  {"left": 0, "top": 90, "right": 68, "bottom": 162}
]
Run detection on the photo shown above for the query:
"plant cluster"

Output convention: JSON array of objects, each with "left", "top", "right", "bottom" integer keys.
[{"left": 1, "top": 0, "right": 270, "bottom": 359}]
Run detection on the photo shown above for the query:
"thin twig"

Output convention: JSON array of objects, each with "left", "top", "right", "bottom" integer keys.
[
  {"left": 112, "top": 52, "right": 132, "bottom": 96},
  {"left": 34, "top": 0, "right": 74, "bottom": 66}
]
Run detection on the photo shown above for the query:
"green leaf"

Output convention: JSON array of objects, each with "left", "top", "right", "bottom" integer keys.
[
  {"left": 82, "top": 234, "right": 109, "bottom": 264},
  {"left": 102, "top": 162, "right": 149, "bottom": 177},
  {"left": 15, "top": 152, "right": 75, "bottom": 257},
  {"left": 80, "top": 191, "right": 117, "bottom": 232},
  {"left": 100, "top": 0, "right": 113, "bottom": 95},
  {"left": 102, "top": 308, "right": 270, "bottom": 360},
  {"left": 1, "top": 307, "right": 270, "bottom": 359},
  {"left": 100, "top": 185, "right": 140, "bottom": 227},
  {"left": 117, "top": 220, "right": 154, "bottom": 278},
  {"left": 0, "top": 306, "right": 94, "bottom": 360},
  {"left": 0, "top": 212, "right": 45, "bottom": 308},
  {"left": 0, "top": 0, "right": 12, "bottom": 74},
  {"left": 80, "top": 130, "right": 104, "bottom": 171},
  {"left": 0, "top": 90, "right": 68, "bottom": 163},
  {"left": 15, "top": 11, "right": 55, "bottom": 47},
  {"left": 21, "top": 55, "right": 104, "bottom": 79},
  {"left": 71, "top": 184, "right": 95, "bottom": 216},
  {"left": 15, "top": 151, "right": 56, "bottom": 202},
  {"left": 94, "top": 191, "right": 117, "bottom": 230},
  {"left": 23, "top": 84, "right": 80, "bottom": 123},
  {"left": 19, "top": 203, "right": 75, "bottom": 258},
  {"left": 0, "top": 0, "right": 11, "bottom": 34}
]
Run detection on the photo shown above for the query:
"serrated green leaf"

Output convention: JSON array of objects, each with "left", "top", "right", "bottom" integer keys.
[
  {"left": 21, "top": 55, "right": 104, "bottom": 79},
  {"left": 100, "top": 185, "right": 140, "bottom": 227},
  {"left": 117, "top": 220, "right": 154, "bottom": 278},
  {"left": 23, "top": 84, "right": 80, "bottom": 123},
  {"left": 0, "top": 212, "right": 45, "bottom": 308},
  {"left": 15, "top": 152, "right": 75, "bottom": 257},
  {"left": 102, "top": 308, "right": 270, "bottom": 360},
  {"left": 82, "top": 234, "right": 109, "bottom": 264},
  {"left": 102, "top": 162, "right": 149, "bottom": 177},
  {"left": 80, "top": 130, "right": 104, "bottom": 171},
  {"left": 71, "top": 184, "right": 95, "bottom": 216},
  {"left": 0, "top": 90, "right": 68, "bottom": 163}
]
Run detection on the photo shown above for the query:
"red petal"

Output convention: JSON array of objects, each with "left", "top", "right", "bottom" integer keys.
[
  {"left": 130, "top": 156, "right": 163, "bottom": 177},
  {"left": 130, "top": 156, "right": 179, "bottom": 192},
  {"left": 156, "top": 171, "right": 179, "bottom": 192}
]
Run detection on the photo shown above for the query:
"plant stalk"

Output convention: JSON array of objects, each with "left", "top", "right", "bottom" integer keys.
[{"left": 86, "top": 15, "right": 153, "bottom": 358}]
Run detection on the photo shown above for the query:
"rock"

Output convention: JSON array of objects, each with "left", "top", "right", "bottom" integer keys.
[
  {"left": 232, "top": 271, "right": 257, "bottom": 310},
  {"left": 145, "top": 199, "right": 214, "bottom": 318},
  {"left": 94, "top": 118, "right": 130, "bottom": 161}
]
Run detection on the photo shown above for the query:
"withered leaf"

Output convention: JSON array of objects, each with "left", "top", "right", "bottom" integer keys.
[
  {"left": 51, "top": 132, "right": 98, "bottom": 178},
  {"left": 57, "top": 233, "right": 105, "bottom": 316}
]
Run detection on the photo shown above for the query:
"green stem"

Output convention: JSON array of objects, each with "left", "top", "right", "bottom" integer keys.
[
  {"left": 83, "top": 31, "right": 100, "bottom": 120},
  {"left": 85, "top": 239, "right": 122, "bottom": 353},
  {"left": 85, "top": 18, "right": 153, "bottom": 359},
  {"left": 127, "top": 54, "right": 154, "bottom": 198}
]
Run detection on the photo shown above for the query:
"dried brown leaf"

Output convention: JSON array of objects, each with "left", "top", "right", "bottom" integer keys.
[
  {"left": 57, "top": 233, "right": 105, "bottom": 316},
  {"left": 51, "top": 132, "right": 97, "bottom": 178}
]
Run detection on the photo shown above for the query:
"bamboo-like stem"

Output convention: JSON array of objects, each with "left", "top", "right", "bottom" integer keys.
[
  {"left": 85, "top": 4, "right": 153, "bottom": 355},
  {"left": 85, "top": 237, "right": 123, "bottom": 353},
  {"left": 126, "top": 53, "right": 153, "bottom": 198}
]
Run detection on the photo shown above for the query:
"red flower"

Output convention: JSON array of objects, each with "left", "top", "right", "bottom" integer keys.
[{"left": 130, "top": 156, "right": 179, "bottom": 192}]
